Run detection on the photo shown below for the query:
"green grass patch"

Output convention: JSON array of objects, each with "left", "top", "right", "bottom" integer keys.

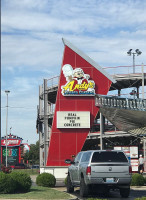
[
  {"left": 135, "top": 198, "right": 146, "bottom": 200},
  {"left": 13, "top": 169, "right": 39, "bottom": 175},
  {"left": 0, "top": 186, "right": 71, "bottom": 199}
]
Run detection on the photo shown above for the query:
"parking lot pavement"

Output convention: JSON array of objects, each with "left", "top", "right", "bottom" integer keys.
[
  {"left": 31, "top": 176, "right": 146, "bottom": 199},
  {"left": 56, "top": 186, "right": 146, "bottom": 200}
]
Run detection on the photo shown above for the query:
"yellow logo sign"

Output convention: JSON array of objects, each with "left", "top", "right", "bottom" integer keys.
[{"left": 61, "top": 64, "right": 95, "bottom": 96}]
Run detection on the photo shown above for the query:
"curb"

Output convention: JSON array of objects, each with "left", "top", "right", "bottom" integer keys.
[{"left": 52, "top": 187, "right": 78, "bottom": 200}]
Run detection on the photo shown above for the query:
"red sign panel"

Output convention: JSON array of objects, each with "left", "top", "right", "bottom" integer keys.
[
  {"left": 46, "top": 39, "right": 114, "bottom": 166},
  {"left": 1, "top": 139, "right": 22, "bottom": 147}
]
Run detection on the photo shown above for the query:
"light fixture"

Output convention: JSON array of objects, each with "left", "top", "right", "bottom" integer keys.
[
  {"left": 135, "top": 49, "right": 142, "bottom": 55},
  {"left": 127, "top": 49, "right": 132, "bottom": 56}
]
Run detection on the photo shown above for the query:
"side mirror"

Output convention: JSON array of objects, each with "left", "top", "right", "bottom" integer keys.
[{"left": 65, "top": 159, "right": 75, "bottom": 164}]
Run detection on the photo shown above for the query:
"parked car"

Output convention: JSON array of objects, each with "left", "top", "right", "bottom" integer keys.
[
  {"left": 31, "top": 165, "right": 39, "bottom": 169},
  {"left": 14, "top": 163, "right": 26, "bottom": 169},
  {"left": 65, "top": 150, "right": 132, "bottom": 198}
]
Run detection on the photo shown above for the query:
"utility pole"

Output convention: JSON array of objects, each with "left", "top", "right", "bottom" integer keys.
[
  {"left": 5, "top": 90, "right": 10, "bottom": 167},
  {"left": 44, "top": 79, "right": 48, "bottom": 166}
]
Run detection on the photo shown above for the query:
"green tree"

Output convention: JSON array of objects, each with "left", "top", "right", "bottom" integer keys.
[{"left": 24, "top": 141, "right": 39, "bottom": 165}]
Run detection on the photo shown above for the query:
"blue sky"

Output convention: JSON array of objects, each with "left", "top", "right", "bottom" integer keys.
[{"left": 1, "top": 0, "right": 146, "bottom": 144}]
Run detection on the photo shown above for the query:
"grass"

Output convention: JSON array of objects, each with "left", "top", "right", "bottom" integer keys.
[
  {"left": 0, "top": 186, "right": 71, "bottom": 199},
  {"left": 13, "top": 169, "right": 40, "bottom": 175}
]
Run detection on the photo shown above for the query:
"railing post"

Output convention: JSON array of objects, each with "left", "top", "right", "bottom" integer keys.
[{"left": 100, "top": 113, "right": 105, "bottom": 150}]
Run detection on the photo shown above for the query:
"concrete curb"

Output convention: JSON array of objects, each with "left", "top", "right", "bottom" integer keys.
[{"left": 53, "top": 187, "right": 77, "bottom": 200}]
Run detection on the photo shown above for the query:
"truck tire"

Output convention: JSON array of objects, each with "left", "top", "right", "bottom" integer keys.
[
  {"left": 120, "top": 187, "right": 130, "bottom": 198},
  {"left": 80, "top": 177, "right": 89, "bottom": 197},
  {"left": 67, "top": 175, "right": 74, "bottom": 193}
]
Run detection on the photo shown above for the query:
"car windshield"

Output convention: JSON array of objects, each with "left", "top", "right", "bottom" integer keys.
[{"left": 91, "top": 151, "right": 128, "bottom": 163}]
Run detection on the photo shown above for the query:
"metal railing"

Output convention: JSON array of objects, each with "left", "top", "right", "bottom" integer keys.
[
  {"left": 103, "top": 64, "right": 146, "bottom": 75},
  {"left": 47, "top": 76, "right": 59, "bottom": 89},
  {"left": 95, "top": 95, "right": 146, "bottom": 111}
]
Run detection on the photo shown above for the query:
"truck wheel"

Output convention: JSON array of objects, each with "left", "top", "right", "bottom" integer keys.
[
  {"left": 67, "top": 175, "right": 74, "bottom": 193},
  {"left": 80, "top": 177, "right": 88, "bottom": 197},
  {"left": 120, "top": 187, "right": 130, "bottom": 198}
]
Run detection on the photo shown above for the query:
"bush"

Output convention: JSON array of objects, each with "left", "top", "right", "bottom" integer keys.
[
  {"left": 131, "top": 173, "right": 145, "bottom": 186},
  {"left": 36, "top": 173, "right": 56, "bottom": 187},
  {"left": 10, "top": 171, "right": 32, "bottom": 192},
  {"left": 0, "top": 172, "right": 16, "bottom": 193}
]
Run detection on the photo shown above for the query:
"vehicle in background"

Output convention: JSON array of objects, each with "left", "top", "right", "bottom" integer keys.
[
  {"left": 31, "top": 165, "right": 39, "bottom": 169},
  {"left": 65, "top": 150, "right": 132, "bottom": 198},
  {"left": 14, "top": 163, "right": 26, "bottom": 169}
]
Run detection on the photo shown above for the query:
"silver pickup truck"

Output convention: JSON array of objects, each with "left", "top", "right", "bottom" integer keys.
[{"left": 65, "top": 150, "right": 132, "bottom": 198}]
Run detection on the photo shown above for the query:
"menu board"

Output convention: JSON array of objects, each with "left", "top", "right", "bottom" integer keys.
[{"left": 130, "top": 146, "right": 138, "bottom": 158}]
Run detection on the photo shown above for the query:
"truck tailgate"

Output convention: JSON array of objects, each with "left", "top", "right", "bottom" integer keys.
[{"left": 91, "top": 163, "right": 129, "bottom": 177}]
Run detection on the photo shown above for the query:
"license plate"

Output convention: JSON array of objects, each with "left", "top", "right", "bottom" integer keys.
[{"left": 106, "top": 178, "right": 114, "bottom": 183}]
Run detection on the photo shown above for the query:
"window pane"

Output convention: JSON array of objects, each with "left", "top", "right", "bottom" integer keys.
[
  {"left": 74, "top": 152, "right": 82, "bottom": 162},
  {"left": 81, "top": 152, "right": 91, "bottom": 162},
  {"left": 91, "top": 152, "right": 128, "bottom": 163}
]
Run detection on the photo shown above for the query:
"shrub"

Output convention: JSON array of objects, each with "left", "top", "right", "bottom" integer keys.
[
  {"left": 131, "top": 173, "right": 145, "bottom": 186},
  {"left": 0, "top": 172, "right": 16, "bottom": 193},
  {"left": 36, "top": 173, "right": 56, "bottom": 187},
  {"left": 10, "top": 171, "right": 32, "bottom": 192}
]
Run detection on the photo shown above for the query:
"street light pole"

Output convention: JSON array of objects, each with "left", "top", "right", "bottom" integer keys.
[
  {"left": 127, "top": 49, "right": 142, "bottom": 73},
  {"left": 132, "top": 52, "right": 136, "bottom": 74},
  {"left": 5, "top": 90, "right": 10, "bottom": 167}
]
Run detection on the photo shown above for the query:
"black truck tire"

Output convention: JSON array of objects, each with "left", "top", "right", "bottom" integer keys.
[
  {"left": 66, "top": 175, "right": 74, "bottom": 193},
  {"left": 120, "top": 187, "right": 130, "bottom": 198},
  {"left": 80, "top": 177, "right": 89, "bottom": 197}
]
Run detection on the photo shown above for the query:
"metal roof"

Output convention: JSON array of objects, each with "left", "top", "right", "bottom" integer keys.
[{"left": 110, "top": 73, "right": 146, "bottom": 90}]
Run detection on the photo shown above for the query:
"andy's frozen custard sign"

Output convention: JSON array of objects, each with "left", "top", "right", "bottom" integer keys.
[{"left": 61, "top": 64, "right": 95, "bottom": 96}]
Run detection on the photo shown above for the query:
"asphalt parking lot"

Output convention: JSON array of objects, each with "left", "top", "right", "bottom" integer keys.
[
  {"left": 56, "top": 186, "right": 146, "bottom": 200},
  {"left": 31, "top": 175, "right": 146, "bottom": 200}
]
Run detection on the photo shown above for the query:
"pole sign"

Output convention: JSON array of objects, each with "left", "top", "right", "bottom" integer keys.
[
  {"left": 57, "top": 111, "right": 90, "bottom": 128},
  {"left": 1, "top": 139, "right": 22, "bottom": 146},
  {"left": 2, "top": 147, "right": 19, "bottom": 166},
  {"left": 46, "top": 39, "right": 114, "bottom": 166}
]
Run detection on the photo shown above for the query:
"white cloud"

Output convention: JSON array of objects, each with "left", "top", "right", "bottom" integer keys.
[
  {"left": 2, "top": 0, "right": 146, "bottom": 33},
  {"left": 1, "top": 0, "right": 146, "bottom": 144}
]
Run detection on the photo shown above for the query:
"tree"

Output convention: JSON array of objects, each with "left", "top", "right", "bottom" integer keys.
[{"left": 24, "top": 141, "right": 39, "bottom": 165}]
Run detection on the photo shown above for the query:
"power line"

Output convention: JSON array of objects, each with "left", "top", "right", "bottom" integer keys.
[{"left": 1, "top": 106, "right": 36, "bottom": 109}]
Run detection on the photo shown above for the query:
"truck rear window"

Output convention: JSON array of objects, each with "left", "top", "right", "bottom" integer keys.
[{"left": 91, "top": 152, "right": 128, "bottom": 163}]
